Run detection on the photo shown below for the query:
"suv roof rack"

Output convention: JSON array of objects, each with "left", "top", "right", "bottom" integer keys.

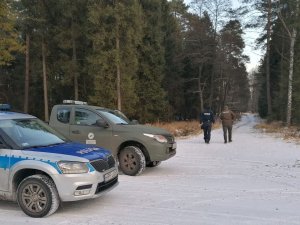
[{"left": 63, "top": 100, "right": 88, "bottom": 105}]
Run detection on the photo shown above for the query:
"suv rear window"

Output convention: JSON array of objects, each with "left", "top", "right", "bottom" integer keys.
[{"left": 57, "top": 108, "right": 70, "bottom": 123}]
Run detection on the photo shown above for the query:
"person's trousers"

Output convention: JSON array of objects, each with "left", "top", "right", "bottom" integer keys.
[
  {"left": 203, "top": 125, "right": 212, "bottom": 142},
  {"left": 222, "top": 125, "right": 232, "bottom": 142}
]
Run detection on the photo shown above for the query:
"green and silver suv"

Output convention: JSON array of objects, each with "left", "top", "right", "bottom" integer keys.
[{"left": 49, "top": 101, "right": 176, "bottom": 176}]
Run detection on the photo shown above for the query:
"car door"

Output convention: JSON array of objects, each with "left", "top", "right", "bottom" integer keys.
[
  {"left": 69, "top": 107, "right": 114, "bottom": 152},
  {"left": 0, "top": 135, "right": 11, "bottom": 191}
]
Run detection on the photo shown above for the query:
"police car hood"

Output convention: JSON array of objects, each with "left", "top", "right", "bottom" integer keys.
[{"left": 23, "top": 142, "right": 111, "bottom": 162}]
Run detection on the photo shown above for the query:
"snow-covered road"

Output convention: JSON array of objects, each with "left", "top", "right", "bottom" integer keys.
[{"left": 1, "top": 114, "right": 300, "bottom": 225}]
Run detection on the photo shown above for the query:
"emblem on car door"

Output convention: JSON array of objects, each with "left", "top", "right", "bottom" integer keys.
[
  {"left": 86, "top": 132, "right": 96, "bottom": 145},
  {"left": 88, "top": 133, "right": 95, "bottom": 139}
]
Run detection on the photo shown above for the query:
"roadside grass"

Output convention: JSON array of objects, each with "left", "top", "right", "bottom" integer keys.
[
  {"left": 151, "top": 120, "right": 221, "bottom": 138},
  {"left": 255, "top": 121, "right": 300, "bottom": 142}
]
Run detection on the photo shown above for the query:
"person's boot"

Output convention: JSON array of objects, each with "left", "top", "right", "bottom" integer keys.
[{"left": 224, "top": 140, "right": 227, "bottom": 144}]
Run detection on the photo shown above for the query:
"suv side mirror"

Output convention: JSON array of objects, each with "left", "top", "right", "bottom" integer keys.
[
  {"left": 130, "top": 120, "right": 139, "bottom": 125},
  {"left": 96, "top": 119, "right": 109, "bottom": 128}
]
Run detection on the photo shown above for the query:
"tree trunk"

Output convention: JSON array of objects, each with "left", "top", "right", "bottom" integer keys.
[
  {"left": 42, "top": 38, "right": 49, "bottom": 121},
  {"left": 280, "top": 28, "right": 285, "bottom": 120},
  {"left": 116, "top": 13, "right": 121, "bottom": 111},
  {"left": 116, "top": 37, "right": 121, "bottom": 111},
  {"left": 209, "top": 4, "right": 219, "bottom": 109},
  {"left": 286, "top": 0, "right": 299, "bottom": 126},
  {"left": 72, "top": 18, "right": 79, "bottom": 101},
  {"left": 222, "top": 80, "right": 229, "bottom": 110},
  {"left": 266, "top": 0, "right": 272, "bottom": 116},
  {"left": 198, "top": 64, "right": 204, "bottom": 111},
  {"left": 24, "top": 33, "right": 30, "bottom": 113},
  {"left": 286, "top": 29, "right": 296, "bottom": 126},
  {"left": 208, "top": 70, "right": 215, "bottom": 109}
]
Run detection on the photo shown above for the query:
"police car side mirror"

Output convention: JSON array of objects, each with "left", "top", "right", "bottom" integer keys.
[
  {"left": 0, "top": 140, "right": 9, "bottom": 149},
  {"left": 96, "top": 119, "right": 109, "bottom": 128}
]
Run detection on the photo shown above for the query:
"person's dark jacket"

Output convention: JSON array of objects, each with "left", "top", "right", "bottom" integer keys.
[{"left": 200, "top": 109, "right": 215, "bottom": 129}]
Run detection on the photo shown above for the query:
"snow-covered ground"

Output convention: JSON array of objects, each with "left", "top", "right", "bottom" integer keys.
[{"left": 1, "top": 114, "right": 300, "bottom": 225}]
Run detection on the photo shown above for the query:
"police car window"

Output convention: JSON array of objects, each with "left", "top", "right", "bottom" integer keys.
[
  {"left": 0, "top": 136, "right": 6, "bottom": 148},
  {"left": 57, "top": 108, "right": 70, "bottom": 124},
  {"left": 75, "top": 109, "right": 102, "bottom": 126},
  {"left": 0, "top": 119, "right": 66, "bottom": 149}
]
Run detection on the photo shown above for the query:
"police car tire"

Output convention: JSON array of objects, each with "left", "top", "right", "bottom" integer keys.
[
  {"left": 119, "top": 146, "right": 146, "bottom": 176},
  {"left": 147, "top": 161, "right": 161, "bottom": 167},
  {"left": 17, "top": 174, "right": 60, "bottom": 218}
]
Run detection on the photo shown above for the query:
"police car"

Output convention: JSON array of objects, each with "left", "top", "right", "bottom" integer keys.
[{"left": 0, "top": 104, "right": 118, "bottom": 217}]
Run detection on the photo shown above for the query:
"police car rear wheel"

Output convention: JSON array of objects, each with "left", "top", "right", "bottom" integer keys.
[
  {"left": 17, "top": 175, "right": 60, "bottom": 217},
  {"left": 119, "top": 146, "right": 146, "bottom": 176}
]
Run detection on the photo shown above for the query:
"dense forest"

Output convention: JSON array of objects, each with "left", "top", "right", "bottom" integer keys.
[
  {"left": 1, "top": 0, "right": 253, "bottom": 123},
  {"left": 243, "top": 0, "right": 300, "bottom": 126}
]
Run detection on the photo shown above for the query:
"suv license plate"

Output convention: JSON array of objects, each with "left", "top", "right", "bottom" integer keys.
[{"left": 104, "top": 169, "right": 118, "bottom": 182}]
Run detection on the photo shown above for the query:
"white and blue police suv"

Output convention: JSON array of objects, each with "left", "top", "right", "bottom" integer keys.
[{"left": 0, "top": 105, "right": 118, "bottom": 217}]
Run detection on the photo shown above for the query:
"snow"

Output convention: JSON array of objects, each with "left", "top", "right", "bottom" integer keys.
[{"left": 2, "top": 114, "right": 300, "bottom": 224}]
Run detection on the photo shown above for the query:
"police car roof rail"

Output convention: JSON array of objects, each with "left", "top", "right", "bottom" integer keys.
[{"left": 63, "top": 100, "right": 88, "bottom": 105}]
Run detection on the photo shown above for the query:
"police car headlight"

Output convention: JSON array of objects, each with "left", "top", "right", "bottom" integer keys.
[
  {"left": 57, "top": 161, "right": 89, "bottom": 174},
  {"left": 143, "top": 133, "right": 168, "bottom": 143}
]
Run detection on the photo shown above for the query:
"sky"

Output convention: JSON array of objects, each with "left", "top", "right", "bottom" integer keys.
[
  {"left": 184, "top": 0, "right": 264, "bottom": 72},
  {"left": 232, "top": 0, "right": 263, "bottom": 72}
]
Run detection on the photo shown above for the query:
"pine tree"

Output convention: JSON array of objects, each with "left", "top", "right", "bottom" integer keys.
[
  {"left": 182, "top": 12, "right": 215, "bottom": 116},
  {"left": 0, "top": 0, "right": 23, "bottom": 66},
  {"left": 87, "top": 0, "right": 141, "bottom": 117},
  {"left": 162, "top": 0, "right": 188, "bottom": 120},
  {"left": 218, "top": 20, "right": 250, "bottom": 112},
  {"left": 136, "top": 0, "right": 168, "bottom": 122}
]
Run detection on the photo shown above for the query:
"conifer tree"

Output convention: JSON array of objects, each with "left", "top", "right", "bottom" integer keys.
[
  {"left": 0, "top": 0, "right": 23, "bottom": 66},
  {"left": 87, "top": 0, "right": 141, "bottom": 117},
  {"left": 136, "top": 0, "right": 168, "bottom": 122}
]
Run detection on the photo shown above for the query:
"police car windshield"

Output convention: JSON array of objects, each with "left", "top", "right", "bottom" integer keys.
[
  {"left": 0, "top": 119, "right": 66, "bottom": 149},
  {"left": 96, "top": 110, "right": 129, "bottom": 125}
]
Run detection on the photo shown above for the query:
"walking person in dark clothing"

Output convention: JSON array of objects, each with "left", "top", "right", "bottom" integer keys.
[
  {"left": 200, "top": 106, "right": 215, "bottom": 144},
  {"left": 220, "top": 106, "right": 235, "bottom": 144}
]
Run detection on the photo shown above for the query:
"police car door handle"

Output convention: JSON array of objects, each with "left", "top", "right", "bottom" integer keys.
[{"left": 71, "top": 130, "right": 80, "bottom": 134}]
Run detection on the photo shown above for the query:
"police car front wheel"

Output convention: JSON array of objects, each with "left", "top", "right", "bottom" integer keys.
[{"left": 17, "top": 174, "right": 60, "bottom": 218}]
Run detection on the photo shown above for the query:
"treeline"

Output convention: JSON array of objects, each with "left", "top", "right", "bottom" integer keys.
[
  {"left": 246, "top": 0, "right": 300, "bottom": 126},
  {"left": 0, "top": 0, "right": 250, "bottom": 122}
]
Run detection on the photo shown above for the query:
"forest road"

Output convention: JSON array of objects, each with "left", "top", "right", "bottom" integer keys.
[{"left": 1, "top": 114, "right": 300, "bottom": 225}]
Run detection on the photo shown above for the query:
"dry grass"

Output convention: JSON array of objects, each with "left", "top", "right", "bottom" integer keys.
[
  {"left": 255, "top": 121, "right": 300, "bottom": 142},
  {"left": 255, "top": 121, "right": 284, "bottom": 133},
  {"left": 151, "top": 120, "right": 221, "bottom": 137}
]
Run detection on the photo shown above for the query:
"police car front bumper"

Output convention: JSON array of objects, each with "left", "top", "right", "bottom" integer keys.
[{"left": 52, "top": 167, "right": 118, "bottom": 201}]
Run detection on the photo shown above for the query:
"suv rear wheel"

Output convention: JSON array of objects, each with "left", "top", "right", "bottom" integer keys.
[
  {"left": 119, "top": 146, "right": 146, "bottom": 176},
  {"left": 17, "top": 174, "right": 60, "bottom": 217}
]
